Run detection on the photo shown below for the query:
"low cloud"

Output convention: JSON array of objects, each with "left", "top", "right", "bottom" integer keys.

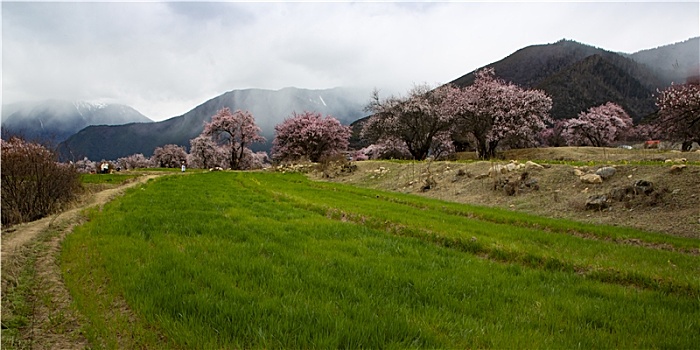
[{"left": 2, "top": 2, "right": 698, "bottom": 121}]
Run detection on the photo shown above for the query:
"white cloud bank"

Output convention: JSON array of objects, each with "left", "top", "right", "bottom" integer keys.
[{"left": 2, "top": 1, "right": 698, "bottom": 121}]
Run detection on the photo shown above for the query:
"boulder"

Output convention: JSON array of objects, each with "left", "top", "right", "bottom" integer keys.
[
  {"left": 488, "top": 165, "right": 506, "bottom": 177},
  {"left": 670, "top": 164, "right": 687, "bottom": 173},
  {"left": 595, "top": 166, "right": 616, "bottom": 180},
  {"left": 525, "top": 161, "right": 544, "bottom": 169},
  {"left": 633, "top": 180, "right": 654, "bottom": 195},
  {"left": 505, "top": 162, "right": 519, "bottom": 172},
  {"left": 586, "top": 195, "right": 609, "bottom": 210},
  {"left": 580, "top": 174, "right": 603, "bottom": 184},
  {"left": 523, "top": 178, "right": 539, "bottom": 190},
  {"left": 573, "top": 168, "right": 585, "bottom": 176},
  {"left": 609, "top": 187, "right": 634, "bottom": 201}
]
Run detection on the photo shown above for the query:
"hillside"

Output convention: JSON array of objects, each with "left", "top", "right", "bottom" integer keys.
[
  {"left": 629, "top": 37, "right": 700, "bottom": 85},
  {"left": 449, "top": 39, "right": 668, "bottom": 121},
  {"left": 58, "top": 87, "right": 368, "bottom": 161},
  {"left": 1, "top": 100, "right": 151, "bottom": 144},
  {"left": 319, "top": 147, "right": 700, "bottom": 238},
  {"left": 537, "top": 54, "right": 658, "bottom": 121},
  {"left": 351, "top": 38, "right": 698, "bottom": 149}
]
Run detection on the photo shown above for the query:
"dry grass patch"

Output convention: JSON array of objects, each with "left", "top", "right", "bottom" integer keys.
[{"left": 317, "top": 147, "right": 700, "bottom": 238}]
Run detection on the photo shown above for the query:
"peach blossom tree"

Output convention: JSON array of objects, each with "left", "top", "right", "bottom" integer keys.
[
  {"left": 442, "top": 68, "right": 552, "bottom": 159},
  {"left": 654, "top": 82, "right": 700, "bottom": 151},
  {"left": 203, "top": 108, "right": 266, "bottom": 170},
  {"left": 562, "top": 102, "right": 633, "bottom": 147},
  {"left": 272, "top": 111, "right": 351, "bottom": 162},
  {"left": 188, "top": 135, "right": 226, "bottom": 169},
  {"left": 152, "top": 144, "right": 188, "bottom": 168},
  {"left": 362, "top": 84, "right": 455, "bottom": 160}
]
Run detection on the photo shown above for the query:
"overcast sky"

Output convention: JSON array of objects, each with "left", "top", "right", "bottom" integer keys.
[{"left": 2, "top": 1, "right": 699, "bottom": 121}]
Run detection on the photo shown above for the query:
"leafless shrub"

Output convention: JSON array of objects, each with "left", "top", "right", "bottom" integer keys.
[{"left": 1, "top": 137, "right": 82, "bottom": 226}]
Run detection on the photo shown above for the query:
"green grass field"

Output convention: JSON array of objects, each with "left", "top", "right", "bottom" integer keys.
[{"left": 61, "top": 171, "right": 700, "bottom": 348}]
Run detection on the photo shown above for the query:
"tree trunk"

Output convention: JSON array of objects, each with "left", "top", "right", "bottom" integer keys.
[
  {"left": 476, "top": 139, "right": 498, "bottom": 160},
  {"left": 682, "top": 140, "right": 693, "bottom": 152}
]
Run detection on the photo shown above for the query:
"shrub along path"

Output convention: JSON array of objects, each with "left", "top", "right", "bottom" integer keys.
[{"left": 1, "top": 174, "right": 159, "bottom": 349}]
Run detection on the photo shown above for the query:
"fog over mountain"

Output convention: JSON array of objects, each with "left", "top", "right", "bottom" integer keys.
[
  {"left": 628, "top": 37, "right": 700, "bottom": 85},
  {"left": 58, "top": 87, "right": 369, "bottom": 161},
  {"left": 1, "top": 100, "right": 151, "bottom": 144},
  {"left": 14, "top": 36, "right": 700, "bottom": 162}
]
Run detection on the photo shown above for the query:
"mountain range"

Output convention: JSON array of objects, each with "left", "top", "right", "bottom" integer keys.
[
  {"left": 449, "top": 37, "right": 698, "bottom": 122},
  {"left": 348, "top": 37, "right": 698, "bottom": 149},
  {"left": 1, "top": 100, "right": 151, "bottom": 144},
  {"left": 4, "top": 37, "right": 698, "bottom": 161},
  {"left": 58, "top": 87, "right": 367, "bottom": 161}
]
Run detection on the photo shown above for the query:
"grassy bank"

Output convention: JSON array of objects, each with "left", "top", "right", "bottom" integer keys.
[{"left": 61, "top": 171, "right": 700, "bottom": 348}]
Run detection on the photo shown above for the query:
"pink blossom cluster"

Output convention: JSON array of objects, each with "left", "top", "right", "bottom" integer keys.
[
  {"left": 561, "top": 102, "right": 633, "bottom": 147},
  {"left": 271, "top": 111, "right": 351, "bottom": 163},
  {"left": 654, "top": 82, "right": 700, "bottom": 150},
  {"left": 1, "top": 137, "right": 54, "bottom": 160},
  {"left": 355, "top": 137, "right": 412, "bottom": 160},
  {"left": 440, "top": 68, "right": 552, "bottom": 159},
  {"left": 152, "top": 144, "right": 188, "bottom": 168},
  {"left": 117, "top": 153, "right": 154, "bottom": 170},
  {"left": 188, "top": 135, "right": 226, "bottom": 169},
  {"left": 239, "top": 149, "right": 271, "bottom": 170},
  {"left": 202, "top": 108, "right": 266, "bottom": 170},
  {"left": 73, "top": 157, "right": 97, "bottom": 173},
  {"left": 362, "top": 84, "right": 456, "bottom": 160}
]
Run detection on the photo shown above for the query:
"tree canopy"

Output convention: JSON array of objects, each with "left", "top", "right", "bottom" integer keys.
[
  {"left": 202, "top": 108, "right": 265, "bottom": 170},
  {"left": 443, "top": 68, "right": 553, "bottom": 159},
  {"left": 654, "top": 82, "right": 700, "bottom": 151},
  {"left": 272, "top": 111, "right": 351, "bottom": 163},
  {"left": 562, "top": 102, "right": 633, "bottom": 147},
  {"left": 362, "top": 84, "right": 454, "bottom": 160}
]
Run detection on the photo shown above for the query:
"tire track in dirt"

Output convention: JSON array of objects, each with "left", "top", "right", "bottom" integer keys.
[
  {"left": 1, "top": 174, "right": 160, "bottom": 349},
  {"left": 2, "top": 175, "right": 157, "bottom": 259}
]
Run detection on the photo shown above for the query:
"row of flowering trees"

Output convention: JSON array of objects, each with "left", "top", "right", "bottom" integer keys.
[
  {"left": 188, "top": 108, "right": 351, "bottom": 170},
  {"left": 362, "top": 68, "right": 554, "bottom": 160},
  {"left": 107, "top": 108, "right": 352, "bottom": 172},
  {"left": 361, "top": 69, "right": 699, "bottom": 159},
  {"left": 88, "top": 69, "right": 700, "bottom": 172},
  {"left": 541, "top": 79, "right": 699, "bottom": 150}
]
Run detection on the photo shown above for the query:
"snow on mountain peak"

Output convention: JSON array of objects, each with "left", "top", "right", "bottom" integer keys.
[{"left": 74, "top": 101, "right": 108, "bottom": 111}]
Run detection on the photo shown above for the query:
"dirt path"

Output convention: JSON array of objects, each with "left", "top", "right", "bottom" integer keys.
[
  {"left": 1, "top": 174, "right": 160, "bottom": 350},
  {"left": 2, "top": 175, "right": 157, "bottom": 259}
]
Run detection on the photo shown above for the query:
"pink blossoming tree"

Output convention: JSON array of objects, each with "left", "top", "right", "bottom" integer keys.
[
  {"left": 152, "top": 144, "right": 188, "bottom": 168},
  {"left": 562, "top": 102, "right": 633, "bottom": 147},
  {"left": 188, "top": 135, "right": 226, "bottom": 169},
  {"left": 73, "top": 157, "right": 97, "bottom": 173},
  {"left": 441, "top": 68, "right": 553, "bottom": 159},
  {"left": 362, "top": 84, "right": 455, "bottom": 160},
  {"left": 272, "top": 111, "right": 351, "bottom": 163},
  {"left": 538, "top": 119, "right": 568, "bottom": 147},
  {"left": 356, "top": 136, "right": 412, "bottom": 160},
  {"left": 654, "top": 82, "right": 700, "bottom": 151},
  {"left": 202, "top": 108, "right": 266, "bottom": 170},
  {"left": 118, "top": 153, "right": 154, "bottom": 170}
]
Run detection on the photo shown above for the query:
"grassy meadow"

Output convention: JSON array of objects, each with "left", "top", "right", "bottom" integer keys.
[{"left": 61, "top": 171, "right": 700, "bottom": 348}]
